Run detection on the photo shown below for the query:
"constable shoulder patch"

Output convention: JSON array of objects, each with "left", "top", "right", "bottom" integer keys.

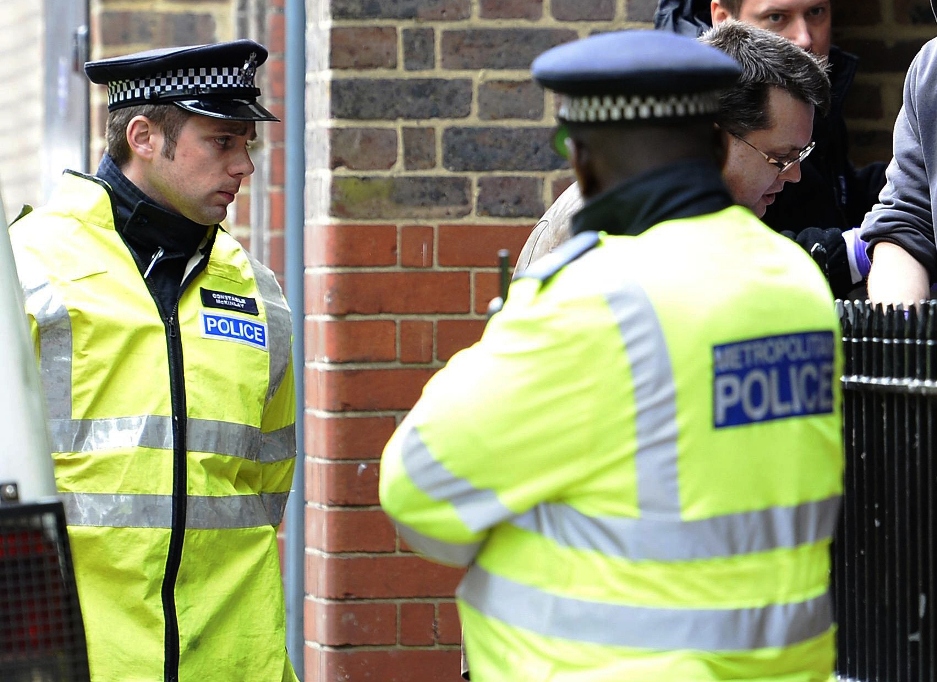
[
  {"left": 200, "top": 288, "right": 259, "bottom": 315},
  {"left": 713, "top": 331, "right": 835, "bottom": 428},
  {"left": 514, "top": 230, "right": 600, "bottom": 283},
  {"left": 201, "top": 311, "right": 268, "bottom": 351}
]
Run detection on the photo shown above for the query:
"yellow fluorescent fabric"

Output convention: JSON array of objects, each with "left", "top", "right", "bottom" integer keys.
[
  {"left": 10, "top": 172, "right": 297, "bottom": 682},
  {"left": 379, "top": 205, "right": 843, "bottom": 681}
]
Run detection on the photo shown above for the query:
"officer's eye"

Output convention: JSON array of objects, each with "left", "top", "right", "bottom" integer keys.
[
  {"left": 215, "top": 136, "right": 233, "bottom": 149},
  {"left": 807, "top": 5, "right": 827, "bottom": 19},
  {"left": 765, "top": 12, "right": 786, "bottom": 24}
]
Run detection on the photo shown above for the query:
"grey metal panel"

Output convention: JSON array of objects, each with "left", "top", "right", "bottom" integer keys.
[{"left": 41, "top": 0, "right": 89, "bottom": 199}]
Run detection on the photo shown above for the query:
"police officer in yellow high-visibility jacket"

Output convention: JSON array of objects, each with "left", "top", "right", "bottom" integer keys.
[
  {"left": 9, "top": 41, "right": 297, "bottom": 682},
  {"left": 380, "top": 29, "right": 843, "bottom": 682}
]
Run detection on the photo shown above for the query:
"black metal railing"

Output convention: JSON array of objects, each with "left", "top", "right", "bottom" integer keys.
[{"left": 835, "top": 300, "right": 937, "bottom": 682}]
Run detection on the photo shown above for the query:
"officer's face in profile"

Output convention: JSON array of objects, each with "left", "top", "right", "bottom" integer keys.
[
  {"left": 134, "top": 115, "right": 257, "bottom": 226},
  {"left": 720, "top": 87, "right": 814, "bottom": 218},
  {"left": 712, "top": 0, "right": 832, "bottom": 58}
]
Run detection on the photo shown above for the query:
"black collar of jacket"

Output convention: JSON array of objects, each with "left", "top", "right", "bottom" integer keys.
[
  {"left": 570, "top": 158, "right": 733, "bottom": 238},
  {"left": 96, "top": 153, "right": 210, "bottom": 266},
  {"left": 827, "top": 45, "right": 858, "bottom": 117}
]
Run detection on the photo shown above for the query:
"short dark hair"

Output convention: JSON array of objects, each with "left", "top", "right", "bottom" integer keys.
[
  {"left": 700, "top": 20, "right": 831, "bottom": 136},
  {"left": 105, "top": 104, "right": 192, "bottom": 167}
]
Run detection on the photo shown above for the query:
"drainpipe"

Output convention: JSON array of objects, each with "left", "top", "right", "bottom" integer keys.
[{"left": 284, "top": 0, "right": 306, "bottom": 677}]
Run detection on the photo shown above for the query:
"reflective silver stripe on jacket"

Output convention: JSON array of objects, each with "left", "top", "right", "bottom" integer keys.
[
  {"left": 48, "top": 416, "right": 295, "bottom": 463},
  {"left": 398, "top": 272, "right": 839, "bottom": 567},
  {"left": 510, "top": 495, "right": 841, "bottom": 562},
  {"left": 458, "top": 565, "right": 832, "bottom": 651},
  {"left": 400, "top": 425, "right": 515, "bottom": 533},
  {"left": 21, "top": 269, "right": 73, "bottom": 420},
  {"left": 399, "top": 403, "right": 838, "bottom": 564},
  {"left": 25, "top": 260, "right": 294, "bottom": 463},
  {"left": 247, "top": 253, "right": 292, "bottom": 405},
  {"left": 606, "top": 281, "right": 681, "bottom": 516},
  {"left": 61, "top": 491, "right": 290, "bottom": 529},
  {"left": 396, "top": 521, "right": 483, "bottom": 566}
]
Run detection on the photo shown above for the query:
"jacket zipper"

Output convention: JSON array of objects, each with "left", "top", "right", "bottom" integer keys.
[
  {"left": 160, "top": 303, "right": 186, "bottom": 682},
  {"left": 144, "top": 241, "right": 211, "bottom": 682}
]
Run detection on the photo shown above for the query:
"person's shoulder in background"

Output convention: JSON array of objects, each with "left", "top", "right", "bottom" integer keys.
[{"left": 514, "top": 183, "right": 584, "bottom": 275}]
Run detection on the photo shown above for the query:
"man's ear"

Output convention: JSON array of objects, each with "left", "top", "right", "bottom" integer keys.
[
  {"left": 714, "top": 124, "right": 729, "bottom": 171},
  {"left": 126, "top": 116, "right": 158, "bottom": 160},
  {"left": 569, "top": 137, "right": 599, "bottom": 199},
  {"left": 711, "top": 0, "right": 732, "bottom": 24}
]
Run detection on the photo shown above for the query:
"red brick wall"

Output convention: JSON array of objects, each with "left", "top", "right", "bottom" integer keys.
[
  {"left": 306, "top": 1, "right": 639, "bottom": 680},
  {"left": 835, "top": 0, "right": 936, "bottom": 167}
]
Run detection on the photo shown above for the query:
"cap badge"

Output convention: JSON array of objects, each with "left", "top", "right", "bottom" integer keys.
[{"left": 240, "top": 52, "right": 258, "bottom": 87}]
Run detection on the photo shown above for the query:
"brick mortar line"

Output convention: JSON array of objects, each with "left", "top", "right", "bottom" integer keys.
[
  {"left": 306, "top": 313, "right": 491, "bottom": 320},
  {"left": 307, "top": 644, "right": 462, "bottom": 651},
  {"left": 306, "top": 360, "right": 452, "bottom": 369},
  {"left": 306, "top": 407, "right": 410, "bottom": 418},
  {"left": 327, "top": 19, "right": 642, "bottom": 29},
  {"left": 838, "top": 25, "right": 937, "bottom": 35},
  {"left": 309, "top": 597, "right": 457, "bottom": 604}
]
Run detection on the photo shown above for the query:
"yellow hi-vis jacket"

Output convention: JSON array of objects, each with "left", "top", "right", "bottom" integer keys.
[
  {"left": 380, "top": 205, "right": 844, "bottom": 682},
  {"left": 10, "top": 172, "right": 298, "bottom": 682}
]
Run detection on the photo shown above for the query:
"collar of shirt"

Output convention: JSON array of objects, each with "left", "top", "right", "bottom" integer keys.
[{"left": 95, "top": 153, "right": 209, "bottom": 266}]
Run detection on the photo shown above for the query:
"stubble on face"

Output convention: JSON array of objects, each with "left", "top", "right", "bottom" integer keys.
[{"left": 144, "top": 116, "right": 258, "bottom": 226}]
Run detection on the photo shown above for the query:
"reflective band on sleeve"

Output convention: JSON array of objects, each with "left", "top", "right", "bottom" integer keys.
[
  {"left": 247, "top": 254, "right": 292, "bottom": 404},
  {"left": 510, "top": 495, "right": 841, "bottom": 561},
  {"left": 400, "top": 425, "right": 515, "bottom": 533},
  {"left": 48, "top": 415, "right": 294, "bottom": 462},
  {"left": 396, "top": 521, "right": 482, "bottom": 566},
  {"left": 60, "top": 491, "right": 287, "bottom": 529},
  {"left": 259, "top": 424, "right": 296, "bottom": 464},
  {"left": 605, "top": 283, "right": 681, "bottom": 516},
  {"left": 261, "top": 491, "right": 291, "bottom": 526},
  {"left": 21, "top": 271, "right": 73, "bottom": 420},
  {"left": 458, "top": 565, "right": 832, "bottom": 652}
]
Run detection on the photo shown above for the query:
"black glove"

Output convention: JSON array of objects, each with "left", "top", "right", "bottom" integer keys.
[{"left": 780, "top": 227, "right": 852, "bottom": 298}]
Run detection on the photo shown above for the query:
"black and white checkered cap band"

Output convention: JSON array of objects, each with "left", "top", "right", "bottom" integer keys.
[
  {"left": 558, "top": 91, "right": 721, "bottom": 123},
  {"left": 107, "top": 66, "right": 257, "bottom": 107}
]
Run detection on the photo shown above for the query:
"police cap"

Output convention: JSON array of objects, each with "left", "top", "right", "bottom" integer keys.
[
  {"left": 532, "top": 30, "right": 740, "bottom": 124},
  {"left": 84, "top": 39, "right": 278, "bottom": 122}
]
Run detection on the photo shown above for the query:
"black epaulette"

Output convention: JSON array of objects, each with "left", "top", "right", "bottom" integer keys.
[{"left": 513, "top": 230, "right": 600, "bottom": 284}]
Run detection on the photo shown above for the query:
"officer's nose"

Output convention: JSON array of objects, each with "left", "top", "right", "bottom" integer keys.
[
  {"left": 784, "top": 19, "right": 813, "bottom": 53},
  {"left": 231, "top": 148, "right": 255, "bottom": 178}
]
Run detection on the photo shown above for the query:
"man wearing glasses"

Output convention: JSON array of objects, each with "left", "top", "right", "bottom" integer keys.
[{"left": 514, "top": 22, "right": 830, "bottom": 278}]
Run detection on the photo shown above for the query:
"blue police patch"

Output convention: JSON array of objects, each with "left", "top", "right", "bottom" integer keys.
[
  {"left": 201, "top": 312, "right": 267, "bottom": 351},
  {"left": 713, "top": 331, "right": 835, "bottom": 428}
]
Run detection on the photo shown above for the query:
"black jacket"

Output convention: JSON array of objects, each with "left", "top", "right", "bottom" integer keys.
[{"left": 762, "top": 46, "right": 887, "bottom": 234}]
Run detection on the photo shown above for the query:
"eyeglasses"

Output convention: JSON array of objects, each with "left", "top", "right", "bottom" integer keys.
[{"left": 730, "top": 132, "right": 815, "bottom": 175}]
